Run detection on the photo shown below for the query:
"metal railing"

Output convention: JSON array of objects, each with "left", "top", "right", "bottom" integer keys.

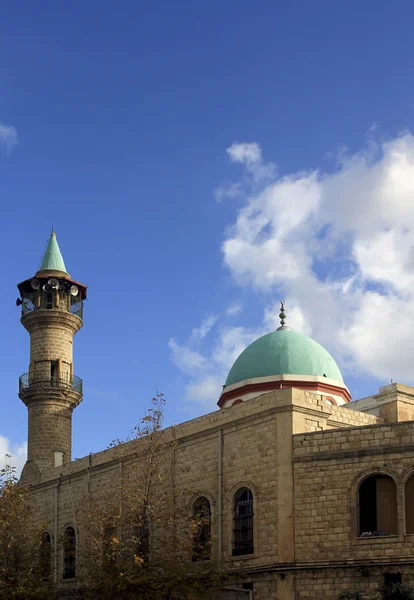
[
  {"left": 20, "top": 291, "right": 83, "bottom": 320},
  {"left": 19, "top": 372, "right": 83, "bottom": 395}
]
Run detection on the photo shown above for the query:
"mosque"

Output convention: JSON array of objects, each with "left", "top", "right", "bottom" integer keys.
[{"left": 14, "top": 232, "right": 414, "bottom": 599}]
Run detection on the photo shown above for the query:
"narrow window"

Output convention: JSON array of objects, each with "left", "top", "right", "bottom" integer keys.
[
  {"left": 405, "top": 474, "right": 414, "bottom": 533},
  {"left": 51, "top": 361, "right": 58, "bottom": 385},
  {"left": 54, "top": 451, "right": 64, "bottom": 468},
  {"left": 358, "top": 474, "right": 397, "bottom": 536},
  {"left": 233, "top": 487, "right": 254, "bottom": 556},
  {"left": 40, "top": 532, "right": 51, "bottom": 581},
  {"left": 192, "top": 496, "right": 211, "bottom": 561},
  {"left": 63, "top": 526, "right": 76, "bottom": 579},
  {"left": 46, "top": 291, "right": 53, "bottom": 310}
]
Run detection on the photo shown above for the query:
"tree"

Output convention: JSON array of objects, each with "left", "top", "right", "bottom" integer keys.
[
  {"left": 0, "top": 458, "right": 54, "bottom": 600},
  {"left": 338, "top": 591, "right": 365, "bottom": 600},
  {"left": 339, "top": 584, "right": 414, "bottom": 600},
  {"left": 79, "top": 394, "right": 225, "bottom": 600},
  {"left": 376, "top": 584, "right": 414, "bottom": 600}
]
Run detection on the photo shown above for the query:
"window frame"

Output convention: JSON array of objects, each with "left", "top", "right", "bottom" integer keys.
[
  {"left": 62, "top": 525, "right": 77, "bottom": 580},
  {"left": 357, "top": 473, "right": 398, "bottom": 537},
  {"left": 351, "top": 468, "right": 402, "bottom": 544},
  {"left": 40, "top": 531, "right": 52, "bottom": 581},
  {"left": 404, "top": 470, "right": 414, "bottom": 535},
  {"left": 232, "top": 487, "right": 254, "bottom": 557}
]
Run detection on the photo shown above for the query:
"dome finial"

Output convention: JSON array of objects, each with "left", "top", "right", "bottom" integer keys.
[
  {"left": 279, "top": 300, "right": 286, "bottom": 327},
  {"left": 276, "top": 300, "right": 291, "bottom": 331}
]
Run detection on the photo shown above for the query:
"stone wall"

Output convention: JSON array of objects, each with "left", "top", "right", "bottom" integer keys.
[
  {"left": 290, "top": 390, "right": 383, "bottom": 434},
  {"left": 27, "top": 401, "right": 72, "bottom": 464},
  {"left": 294, "top": 421, "right": 414, "bottom": 563},
  {"left": 295, "top": 566, "right": 414, "bottom": 599},
  {"left": 24, "top": 387, "right": 414, "bottom": 599}
]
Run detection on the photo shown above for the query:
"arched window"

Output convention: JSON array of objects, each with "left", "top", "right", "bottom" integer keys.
[
  {"left": 232, "top": 399, "right": 244, "bottom": 407},
  {"left": 358, "top": 474, "right": 397, "bottom": 537},
  {"left": 192, "top": 496, "right": 211, "bottom": 561},
  {"left": 233, "top": 487, "right": 254, "bottom": 556},
  {"left": 405, "top": 474, "right": 414, "bottom": 533},
  {"left": 63, "top": 526, "right": 76, "bottom": 579},
  {"left": 39, "top": 532, "right": 51, "bottom": 581}
]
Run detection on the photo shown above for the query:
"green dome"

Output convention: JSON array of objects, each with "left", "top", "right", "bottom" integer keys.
[{"left": 225, "top": 329, "right": 343, "bottom": 387}]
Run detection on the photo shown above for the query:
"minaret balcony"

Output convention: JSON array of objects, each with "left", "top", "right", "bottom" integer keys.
[
  {"left": 19, "top": 372, "right": 83, "bottom": 397},
  {"left": 20, "top": 290, "right": 84, "bottom": 321}
]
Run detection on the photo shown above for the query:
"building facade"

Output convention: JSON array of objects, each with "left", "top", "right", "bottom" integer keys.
[{"left": 14, "top": 233, "right": 414, "bottom": 599}]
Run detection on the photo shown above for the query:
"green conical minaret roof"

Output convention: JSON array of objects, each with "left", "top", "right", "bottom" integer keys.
[{"left": 38, "top": 232, "right": 68, "bottom": 274}]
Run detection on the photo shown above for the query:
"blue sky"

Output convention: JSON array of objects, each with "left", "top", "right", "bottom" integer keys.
[{"left": 2, "top": 1, "right": 414, "bottom": 470}]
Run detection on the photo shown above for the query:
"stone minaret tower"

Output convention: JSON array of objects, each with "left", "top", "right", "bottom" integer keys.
[{"left": 17, "top": 232, "right": 87, "bottom": 485}]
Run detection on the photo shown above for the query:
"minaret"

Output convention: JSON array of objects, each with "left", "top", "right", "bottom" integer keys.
[{"left": 17, "top": 232, "right": 87, "bottom": 485}]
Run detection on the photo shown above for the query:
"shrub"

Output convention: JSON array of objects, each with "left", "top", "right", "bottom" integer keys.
[
  {"left": 338, "top": 591, "right": 365, "bottom": 600},
  {"left": 377, "top": 584, "right": 414, "bottom": 600}
]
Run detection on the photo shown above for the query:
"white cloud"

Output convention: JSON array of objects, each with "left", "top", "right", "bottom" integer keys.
[
  {"left": 215, "top": 142, "right": 277, "bottom": 201},
  {"left": 339, "top": 292, "right": 414, "bottom": 380},
  {"left": 0, "top": 436, "right": 27, "bottom": 477},
  {"left": 171, "top": 131, "right": 414, "bottom": 409},
  {"left": 226, "top": 303, "right": 242, "bottom": 316},
  {"left": 189, "top": 315, "right": 218, "bottom": 343},
  {"left": 214, "top": 182, "right": 244, "bottom": 202},
  {"left": 211, "top": 326, "right": 261, "bottom": 370},
  {"left": 221, "top": 132, "right": 414, "bottom": 384},
  {"left": 185, "top": 375, "right": 224, "bottom": 405},
  {"left": 168, "top": 338, "right": 208, "bottom": 375},
  {"left": 263, "top": 301, "right": 312, "bottom": 336},
  {"left": 0, "top": 122, "right": 18, "bottom": 154},
  {"left": 168, "top": 316, "right": 218, "bottom": 378},
  {"left": 354, "top": 229, "right": 414, "bottom": 294},
  {"left": 169, "top": 313, "right": 270, "bottom": 409},
  {"left": 227, "top": 142, "right": 262, "bottom": 165},
  {"left": 227, "top": 141, "right": 277, "bottom": 184}
]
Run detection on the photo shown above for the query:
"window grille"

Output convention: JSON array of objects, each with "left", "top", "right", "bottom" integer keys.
[
  {"left": 46, "top": 291, "right": 53, "bottom": 310},
  {"left": 405, "top": 474, "right": 414, "bottom": 534},
  {"left": 233, "top": 488, "right": 254, "bottom": 556}
]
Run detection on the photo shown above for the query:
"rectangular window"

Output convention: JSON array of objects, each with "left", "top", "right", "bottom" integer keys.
[
  {"left": 54, "top": 451, "right": 64, "bottom": 467},
  {"left": 233, "top": 488, "right": 254, "bottom": 556},
  {"left": 46, "top": 291, "right": 53, "bottom": 310},
  {"left": 51, "top": 361, "right": 58, "bottom": 384},
  {"left": 63, "top": 527, "right": 76, "bottom": 579}
]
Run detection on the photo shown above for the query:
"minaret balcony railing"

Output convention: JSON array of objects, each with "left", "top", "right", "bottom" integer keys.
[
  {"left": 20, "top": 291, "right": 83, "bottom": 320},
  {"left": 19, "top": 372, "right": 83, "bottom": 396}
]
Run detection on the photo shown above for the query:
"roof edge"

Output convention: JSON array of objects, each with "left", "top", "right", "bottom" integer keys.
[{"left": 218, "top": 373, "right": 351, "bottom": 407}]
